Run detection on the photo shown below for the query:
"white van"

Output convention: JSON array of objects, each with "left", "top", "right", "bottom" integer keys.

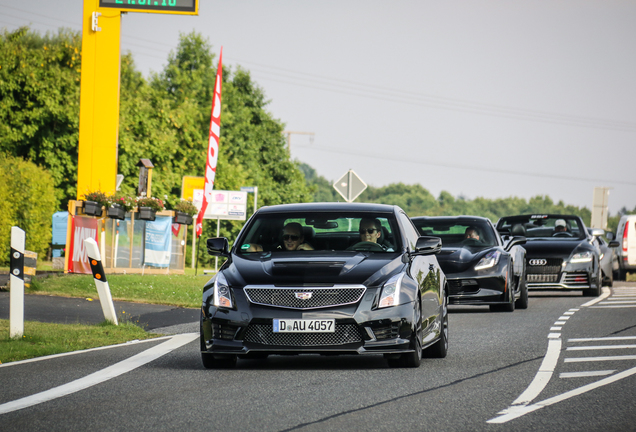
[{"left": 611, "top": 215, "right": 636, "bottom": 280}]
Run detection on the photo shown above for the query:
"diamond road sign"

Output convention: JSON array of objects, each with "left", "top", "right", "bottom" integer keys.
[{"left": 333, "top": 170, "right": 367, "bottom": 202}]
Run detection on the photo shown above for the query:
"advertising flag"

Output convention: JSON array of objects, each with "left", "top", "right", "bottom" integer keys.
[{"left": 196, "top": 48, "right": 223, "bottom": 237}]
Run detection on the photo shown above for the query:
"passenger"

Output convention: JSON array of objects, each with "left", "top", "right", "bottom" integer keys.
[
  {"left": 359, "top": 218, "right": 382, "bottom": 243},
  {"left": 281, "top": 222, "right": 314, "bottom": 251},
  {"left": 555, "top": 219, "right": 567, "bottom": 233}
]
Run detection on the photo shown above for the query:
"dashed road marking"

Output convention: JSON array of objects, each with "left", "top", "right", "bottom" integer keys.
[{"left": 0, "top": 333, "right": 198, "bottom": 415}]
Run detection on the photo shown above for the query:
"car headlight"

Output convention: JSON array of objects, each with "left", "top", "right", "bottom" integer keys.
[
  {"left": 379, "top": 273, "right": 404, "bottom": 308},
  {"left": 213, "top": 272, "right": 234, "bottom": 308},
  {"left": 570, "top": 251, "right": 593, "bottom": 263},
  {"left": 474, "top": 250, "right": 501, "bottom": 270}
]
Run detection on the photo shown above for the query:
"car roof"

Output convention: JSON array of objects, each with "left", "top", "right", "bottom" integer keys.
[
  {"left": 411, "top": 215, "right": 492, "bottom": 224},
  {"left": 254, "top": 202, "right": 400, "bottom": 215}
]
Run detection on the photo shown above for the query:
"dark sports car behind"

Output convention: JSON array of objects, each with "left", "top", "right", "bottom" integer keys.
[{"left": 412, "top": 216, "right": 527, "bottom": 312}]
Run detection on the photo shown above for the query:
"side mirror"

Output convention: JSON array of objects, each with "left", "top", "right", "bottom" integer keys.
[
  {"left": 505, "top": 236, "right": 526, "bottom": 251},
  {"left": 207, "top": 237, "right": 230, "bottom": 257},
  {"left": 589, "top": 228, "right": 605, "bottom": 238},
  {"left": 606, "top": 232, "right": 615, "bottom": 241},
  {"left": 608, "top": 240, "right": 620, "bottom": 248},
  {"left": 411, "top": 236, "right": 442, "bottom": 256}
]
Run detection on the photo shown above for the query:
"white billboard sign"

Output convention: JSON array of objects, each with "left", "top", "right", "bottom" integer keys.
[{"left": 192, "top": 189, "right": 247, "bottom": 221}]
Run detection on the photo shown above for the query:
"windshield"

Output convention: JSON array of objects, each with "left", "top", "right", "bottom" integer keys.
[
  {"left": 413, "top": 219, "right": 497, "bottom": 249},
  {"left": 498, "top": 215, "right": 586, "bottom": 239},
  {"left": 237, "top": 212, "right": 400, "bottom": 254}
]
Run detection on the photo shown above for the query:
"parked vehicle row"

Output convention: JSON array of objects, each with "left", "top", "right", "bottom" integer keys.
[{"left": 199, "top": 204, "right": 627, "bottom": 370}]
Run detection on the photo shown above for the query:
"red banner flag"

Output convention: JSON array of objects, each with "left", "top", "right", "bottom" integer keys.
[{"left": 196, "top": 48, "right": 223, "bottom": 238}]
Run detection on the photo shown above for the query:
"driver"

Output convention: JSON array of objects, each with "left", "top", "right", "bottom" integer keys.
[
  {"left": 555, "top": 219, "right": 567, "bottom": 233},
  {"left": 359, "top": 218, "right": 382, "bottom": 243},
  {"left": 464, "top": 226, "right": 480, "bottom": 241}
]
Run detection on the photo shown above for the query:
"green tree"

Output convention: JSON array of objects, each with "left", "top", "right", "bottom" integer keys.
[
  {"left": 0, "top": 27, "right": 81, "bottom": 207},
  {"left": 0, "top": 155, "right": 58, "bottom": 264}
]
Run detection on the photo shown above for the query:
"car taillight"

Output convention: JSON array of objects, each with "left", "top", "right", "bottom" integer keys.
[{"left": 623, "top": 223, "right": 629, "bottom": 253}]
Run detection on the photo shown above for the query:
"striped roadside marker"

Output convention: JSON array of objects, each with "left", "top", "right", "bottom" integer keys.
[
  {"left": 10, "top": 227, "right": 25, "bottom": 338},
  {"left": 84, "top": 238, "right": 118, "bottom": 325}
]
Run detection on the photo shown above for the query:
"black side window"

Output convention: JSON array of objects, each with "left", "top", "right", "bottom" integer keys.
[{"left": 398, "top": 212, "right": 419, "bottom": 251}]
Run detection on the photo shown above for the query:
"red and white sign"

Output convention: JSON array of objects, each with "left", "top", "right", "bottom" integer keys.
[
  {"left": 68, "top": 216, "right": 98, "bottom": 274},
  {"left": 196, "top": 47, "right": 223, "bottom": 237}
]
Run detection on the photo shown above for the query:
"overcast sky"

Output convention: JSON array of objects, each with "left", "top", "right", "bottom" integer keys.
[{"left": 2, "top": 0, "right": 635, "bottom": 214}]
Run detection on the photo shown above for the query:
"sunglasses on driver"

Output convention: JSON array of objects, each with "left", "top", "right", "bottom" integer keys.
[{"left": 359, "top": 228, "right": 378, "bottom": 234}]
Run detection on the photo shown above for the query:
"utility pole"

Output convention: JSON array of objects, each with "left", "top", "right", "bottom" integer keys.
[{"left": 283, "top": 131, "right": 315, "bottom": 154}]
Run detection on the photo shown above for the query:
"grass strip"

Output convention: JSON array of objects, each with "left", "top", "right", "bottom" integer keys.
[
  {"left": 27, "top": 273, "right": 209, "bottom": 308},
  {"left": 0, "top": 319, "right": 159, "bottom": 364}
]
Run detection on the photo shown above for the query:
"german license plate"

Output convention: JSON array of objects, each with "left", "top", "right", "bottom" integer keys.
[{"left": 272, "top": 319, "right": 335, "bottom": 333}]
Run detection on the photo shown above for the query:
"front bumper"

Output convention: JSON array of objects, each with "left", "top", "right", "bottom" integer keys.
[
  {"left": 446, "top": 262, "right": 509, "bottom": 306},
  {"left": 201, "top": 299, "right": 418, "bottom": 357},
  {"left": 527, "top": 261, "right": 597, "bottom": 290}
]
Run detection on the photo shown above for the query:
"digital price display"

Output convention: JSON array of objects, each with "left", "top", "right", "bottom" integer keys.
[{"left": 99, "top": 0, "right": 198, "bottom": 14}]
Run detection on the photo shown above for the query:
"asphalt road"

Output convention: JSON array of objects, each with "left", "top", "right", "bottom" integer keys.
[
  {"left": 0, "top": 292, "right": 199, "bottom": 332},
  {"left": 1, "top": 284, "right": 636, "bottom": 431}
]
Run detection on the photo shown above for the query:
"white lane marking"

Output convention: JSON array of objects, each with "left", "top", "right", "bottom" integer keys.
[
  {"left": 0, "top": 336, "right": 174, "bottom": 369},
  {"left": 488, "top": 365, "right": 636, "bottom": 423},
  {"left": 599, "top": 300, "right": 636, "bottom": 304},
  {"left": 569, "top": 336, "right": 636, "bottom": 342},
  {"left": 489, "top": 288, "right": 613, "bottom": 423},
  {"left": 564, "top": 355, "right": 636, "bottom": 363},
  {"left": 563, "top": 311, "right": 575, "bottom": 315},
  {"left": 550, "top": 327, "right": 562, "bottom": 331},
  {"left": 566, "top": 345, "right": 636, "bottom": 351},
  {"left": 558, "top": 316, "right": 571, "bottom": 320},
  {"left": 580, "top": 288, "right": 611, "bottom": 307},
  {"left": 0, "top": 333, "right": 197, "bottom": 415},
  {"left": 555, "top": 321, "right": 566, "bottom": 325},
  {"left": 591, "top": 305, "right": 636, "bottom": 308},
  {"left": 559, "top": 370, "right": 615, "bottom": 378},
  {"left": 511, "top": 338, "right": 562, "bottom": 405}
]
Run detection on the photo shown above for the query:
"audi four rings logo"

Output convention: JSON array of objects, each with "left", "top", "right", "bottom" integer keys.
[
  {"left": 294, "top": 292, "right": 313, "bottom": 300},
  {"left": 529, "top": 259, "right": 547, "bottom": 266}
]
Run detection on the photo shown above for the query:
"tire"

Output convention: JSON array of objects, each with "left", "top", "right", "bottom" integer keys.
[
  {"left": 618, "top": 269, "right": 627, "bottom": 281},
  {"left": 200, "top": 326, "right": 238, "bottom": 369},
  {"left": 491, "top": 275, "right": 515, "bottom": 312},
  {"left": 583, "top": 274, "right": 602, "bottom": 297},
  {"left": 515, "top": 272, "right": 529, "bottom": 310},
  {"left": 201, "top": 353, "right": 237, "bottom": 369},
  {"left": 424, "top": 293, "right": 448, "bottom": 359},
  {"left": 387, "top": 298, "right": 423, "bottom": 368}
]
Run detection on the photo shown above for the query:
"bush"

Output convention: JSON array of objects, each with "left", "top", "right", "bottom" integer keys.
[{"left": 0, "top": 155, "right": 59, "bottom": 265}]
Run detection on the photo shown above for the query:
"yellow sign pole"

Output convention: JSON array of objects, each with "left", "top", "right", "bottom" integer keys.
[{"left": 77, "top": 0, "right": 121, "bottom": 199}]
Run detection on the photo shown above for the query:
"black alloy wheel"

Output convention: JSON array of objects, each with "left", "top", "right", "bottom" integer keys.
[
  {"left": 387, "top": 297, "right": 423, "bottom": 368},
  {"left": 424, "top": 292, "right": 448, "bottom": 359},
  {"left": 491, "top": 271, "right": 515, "bottom": 312},
  {"left": 515, "top": 265, "right": 529, "bottom": 309}
]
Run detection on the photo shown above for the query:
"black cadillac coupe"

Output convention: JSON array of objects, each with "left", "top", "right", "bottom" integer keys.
[
  {"left": 201, "top": 203, "right": 448, "bottom": 368},
  {"left": 412, "top": 216, "right": 527, "bottom": 312},
  {"left": 496, "top": 214, "right": 604, "bottom": 296}
]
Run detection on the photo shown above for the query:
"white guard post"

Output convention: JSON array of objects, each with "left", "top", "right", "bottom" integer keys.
[
  {"left": 10, "top": 227, "right": 25, "bottom": 339},
  {"left": 84, "top": 238, "right": 118, "bottom": 325}
]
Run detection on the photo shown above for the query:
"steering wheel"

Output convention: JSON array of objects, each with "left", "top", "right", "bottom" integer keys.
[
  {"left": 553, "top": 232, "right": 573, "bottom": 237},
  {"left": 347, "top": 241, "right": 385, "bottom": 251}
]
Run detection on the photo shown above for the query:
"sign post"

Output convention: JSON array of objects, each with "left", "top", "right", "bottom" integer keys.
[
  {"left": 333, "top": 170, "right": 367, "bottom": 203},
  {"left": 9, "top": 227, "right": 25, "bottom": 339},
  {"left": 77, "top": 0, "right": 199, "bottom": 199}
]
